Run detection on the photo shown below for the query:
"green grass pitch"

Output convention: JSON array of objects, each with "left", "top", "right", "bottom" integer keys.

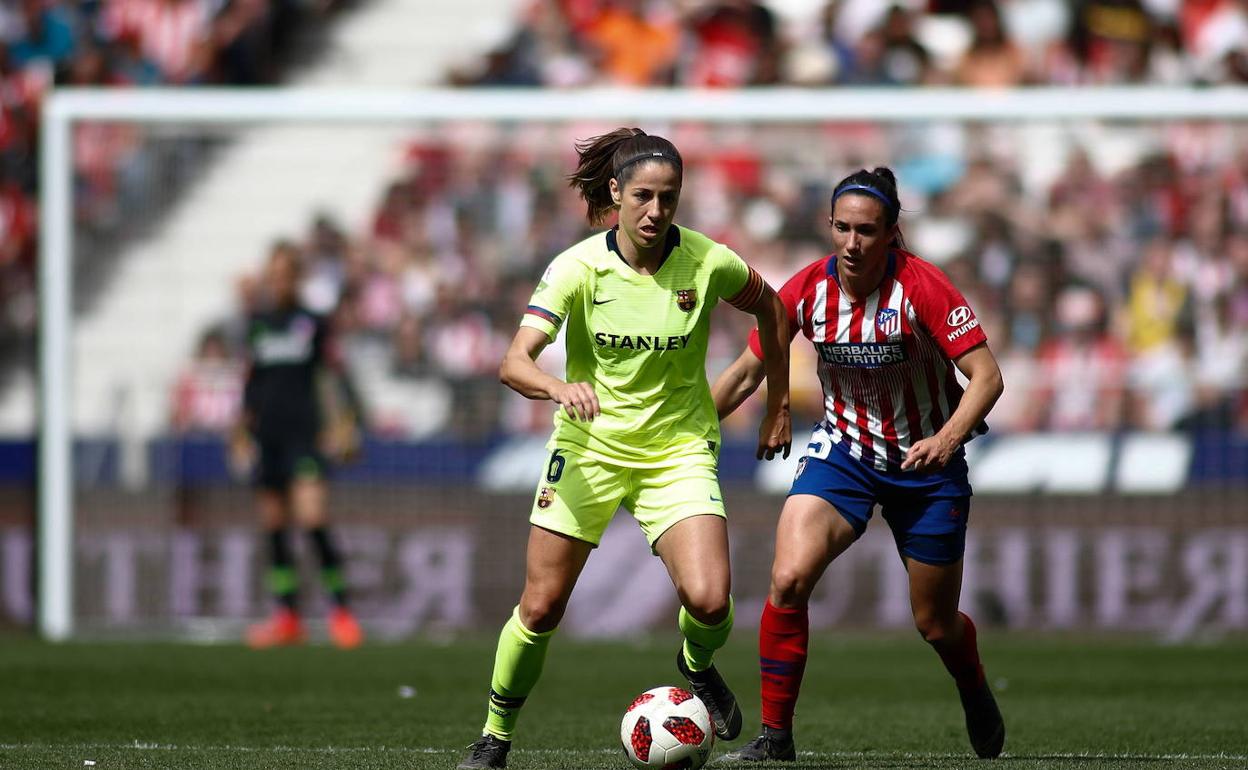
[{"left": 3, "top": 633, "right": 1246, "bottom": 769}]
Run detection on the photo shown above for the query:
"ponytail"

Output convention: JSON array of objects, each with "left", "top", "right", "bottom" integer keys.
[{"left": 567, "top": 128, "right": 683, "bottom": 225}]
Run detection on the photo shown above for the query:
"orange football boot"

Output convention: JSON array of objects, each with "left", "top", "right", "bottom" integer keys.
[
  {"left": 246, "top": 607, "right": 306, "bottom": 649},
  {"left": 328, "top": 607, "right": 364, "bottom": 650}
]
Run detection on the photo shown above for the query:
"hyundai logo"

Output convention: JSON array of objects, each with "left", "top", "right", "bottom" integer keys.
[{"left": 946, "top": 306, "right": 972, "bottom": 327}]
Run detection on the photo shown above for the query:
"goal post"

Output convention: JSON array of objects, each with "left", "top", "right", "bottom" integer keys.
[{"left": 38, "top": 86, "right": 1248, "bottom": 641}]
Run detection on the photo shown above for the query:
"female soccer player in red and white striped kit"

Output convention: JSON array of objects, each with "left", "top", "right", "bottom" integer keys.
[{"left": 712, "top": 167, "right": 1006, "bottom": 761}]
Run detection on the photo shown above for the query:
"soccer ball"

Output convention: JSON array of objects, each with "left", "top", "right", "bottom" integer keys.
[{"left": 620, "top": 685, "right": 714, "bottom": 769}]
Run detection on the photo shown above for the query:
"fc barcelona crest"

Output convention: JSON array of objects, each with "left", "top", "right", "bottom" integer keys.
[
  {"left": 537, "top": 486, "right": 556, "bottom": 509},
  {"left": 675, "top": 288, "right": 698, "bottom": 312}
]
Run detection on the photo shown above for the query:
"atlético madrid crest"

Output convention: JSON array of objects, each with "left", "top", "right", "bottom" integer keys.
[
  {"left": 876, "top": 308, "right": 899, "bottom": 337},
  {"left": 537, "top": 486, "right": 556, "bottom": 509},
  {"left": 676, "top": 288, "right": 697, "bottom": 312}
]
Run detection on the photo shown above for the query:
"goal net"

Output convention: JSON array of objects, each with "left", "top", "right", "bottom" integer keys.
[{"left": 32, "top": 88, "right": 1248, "bottom": 642}]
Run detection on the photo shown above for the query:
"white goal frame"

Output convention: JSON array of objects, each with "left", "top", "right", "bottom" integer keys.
[{"left": 39, "top": 85, "right": 1248, "bottom": 640}]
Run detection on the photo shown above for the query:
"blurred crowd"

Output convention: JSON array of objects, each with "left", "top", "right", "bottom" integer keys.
[
  {"left": 451, "top": 0, "right": 1248, "bottom": 89},
  {"left": 0, "top": 0, "right": 348, "bottom": 349},
  {"left": 4, "top": 0, "right": 1243, "bottom": 443},
  {"left": 174, "top": 118, "right": 1248, "bottom": 442}
]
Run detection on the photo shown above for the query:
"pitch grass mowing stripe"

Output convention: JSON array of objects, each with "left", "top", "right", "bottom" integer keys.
[
  {"left": 5, "top": 745, "right": 1248, "bottom": 770},
  {"left": 5, "top": 743, "right": 1248, "bottom": 760},
  {"left": 2, "top": 634, "right": 1246, "bottom": 768}
]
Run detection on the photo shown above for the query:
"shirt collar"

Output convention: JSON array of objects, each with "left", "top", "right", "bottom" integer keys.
[
  {"left": 828, "top": 250, "right": 897, "bottom": 288},
  {"left": 606, "top": 225, "right": 681, "bottom": 267}
]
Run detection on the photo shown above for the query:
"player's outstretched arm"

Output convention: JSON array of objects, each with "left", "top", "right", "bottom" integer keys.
[
  {"left": 902, "top": 342, "right": 1004, "bottom": 472},
  {"left": 712, "top": 347, "right": 765, "bottom": 421},
  {"left": 228, "top": 413, "right": 256, "bottom": 477},
  {"left": 745, "top": 284, "right": 792, "bottom": 460},
  {"left": 230, "top": 365, "right": 258, "bottom": 476},
  {"left": 315, "top": 368, "right": 362, "bottom": 462},
  {"left": 500, "top": 326, "right": 600, "bottom": 422}
]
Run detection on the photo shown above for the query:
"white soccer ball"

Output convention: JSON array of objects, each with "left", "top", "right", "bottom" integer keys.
[{"left": 620, "top": 685, "right": 714, "bottom": 769}]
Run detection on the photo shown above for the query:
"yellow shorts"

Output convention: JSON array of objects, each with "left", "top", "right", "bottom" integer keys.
[{"left": 529, "top": 445, "right": 725, "bottom": 548}]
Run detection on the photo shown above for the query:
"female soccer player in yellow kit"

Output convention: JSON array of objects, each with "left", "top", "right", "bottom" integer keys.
[{"left": 457, "top": 128, "right": 792, "bottom": 769}]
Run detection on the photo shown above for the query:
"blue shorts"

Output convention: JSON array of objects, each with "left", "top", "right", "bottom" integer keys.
[{"left": 789, "top": 432, "right": 972, "bottom": 565}]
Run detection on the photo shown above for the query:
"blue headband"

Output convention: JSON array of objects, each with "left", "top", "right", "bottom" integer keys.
[{"left": 832, "top": 183, "right": 898, "bottom": 219}]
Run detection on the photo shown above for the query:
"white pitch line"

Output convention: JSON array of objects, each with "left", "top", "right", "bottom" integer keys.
[
  {"left": 2, "top": 744, "right": 1246, "bottom": 762},
  {"left": 0, "top": 744, "right": 615, "bottom": 755},
  {"left": 991, "top": 753, "right": 1248, "bottom": 762}
]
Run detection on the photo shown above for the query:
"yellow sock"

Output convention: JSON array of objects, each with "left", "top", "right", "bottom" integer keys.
[
  {"left": 679, "top": 596, "right": 734, "bottom": 672},
  {"left": 482, "top": 606, "right": 555, "bottom": 741}
]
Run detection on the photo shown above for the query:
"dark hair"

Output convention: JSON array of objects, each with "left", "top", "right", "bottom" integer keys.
[
  {"left": 831, "top": 166, "right": 904, "bottom": 246},
  {"left": 269, "top": 238, "right": 302, "bottom": 266},
  {"left": 567, "top": 128, "right": 683, "bottom": 225},
  {"left": 832, "top": 167, "right": 900, "bottom": 223},
  {"left": 197, "top": 327, "right": 226, "bottom": 355},
  {"left": 968, "top": 0, "right": 1007, "bottom": 47}
]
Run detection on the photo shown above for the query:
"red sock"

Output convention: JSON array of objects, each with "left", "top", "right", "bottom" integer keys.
[
  {"left": 759, "top": 600, "right": 808, "bottom": 730},
  {"left": 937, "top": 611, "right": 986, "bottom": 691}
]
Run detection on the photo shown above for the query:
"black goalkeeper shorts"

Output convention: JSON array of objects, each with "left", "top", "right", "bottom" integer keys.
[{"left": 254, "top": 434, "right": 327, "bottom": 491}]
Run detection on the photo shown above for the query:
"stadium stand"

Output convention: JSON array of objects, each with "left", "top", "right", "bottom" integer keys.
[
  {"left": 7, "top": 0, "right": 1248, "bottom": 447},
  {"left": 0, "top": 0, "right": 523, "bottom": 435},
  {"left": 198, "top": 117, "right": 1248, "bottom": 443},
  {"left": 449, "top": 1, "right": 1248, "bottom": 88},
  {"left": 0, "top": 0, "right": 361, "bottom": 425},
  {"left": 162, "top": 1, "right": 1247, "bottom": 449},
  {"left": 451, "top": 0, "right": 1248, "bottom": 438}
]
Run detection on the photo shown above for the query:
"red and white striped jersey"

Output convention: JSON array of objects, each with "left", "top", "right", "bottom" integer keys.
[
  {"left": 749, "top": 249, "right": 987, "bottom": 472},
  {"left": 103, "top": 0, "right": 212, "bottom": 83}
]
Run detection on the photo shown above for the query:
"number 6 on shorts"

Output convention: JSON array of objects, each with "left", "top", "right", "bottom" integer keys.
[{"left": 546, "top": 449, "right": 567, "bottom": 483}]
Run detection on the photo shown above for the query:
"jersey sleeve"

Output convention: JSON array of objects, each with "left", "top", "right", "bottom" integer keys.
[
  {"left": 710, "top": 244, "right": 765, "bottom": 311},
  {"left": 241, "top": 317, "right": 261, "bottom": 418},
  {"left": 746, "top": 260, "right": 816, "bottom": 359},
  {"left": 520, "top": 251, "right": 590, "bottom": 341},
  {"left": 910, "top": 261, "right": 988, "bottom": 359}
]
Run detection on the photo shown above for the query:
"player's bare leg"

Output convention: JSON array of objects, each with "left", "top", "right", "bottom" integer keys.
[
  {"left": 655, "top": 514, "right": 732, "bottom": 626},
  {"left": 460, "top": 526, "right": 594, "bottom": 769},
  {"left": 290, "top": 476, "right": 327, "bottom": 528},
  {"left": 656, "top": 514, "right": 742, "bottom": 740},
  {"left": 516, "top": 524, "right": 594, "bottom": 632},
  {"left": 769, "top": 495, "right": 859, "bottom": 610},
  {"left": 725, "top": 495, "right": 857, "bottom": 762},
  {"left": 248, "top": 490, "right": 305, "bottom": 648},
  {"left": 908, "top": 557, "right": 1005, "bottom": 758},
  {"left": 293, "top": 476, "right": 356, "bottom": 647},
  {"left": 258, "top": 489, "right": 287, "bottom": 530},
  {"left": 291, "top": 476, "right": 362, "bottom": 648}
]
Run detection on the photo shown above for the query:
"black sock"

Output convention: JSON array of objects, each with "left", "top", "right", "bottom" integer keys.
[
  {"left": 308, "top": 527, "right": 348, "bottom": 607},
  {"left": 268, "top": 529, "right": 297, "bottom": 610}
]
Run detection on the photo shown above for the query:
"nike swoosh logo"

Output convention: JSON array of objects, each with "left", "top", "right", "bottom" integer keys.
[
  {"left": 710, "top": 495, "right": 722, "bottom": 502},
  {"left": 592, "top": 298, "right": 615, "bottom": 305}
]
